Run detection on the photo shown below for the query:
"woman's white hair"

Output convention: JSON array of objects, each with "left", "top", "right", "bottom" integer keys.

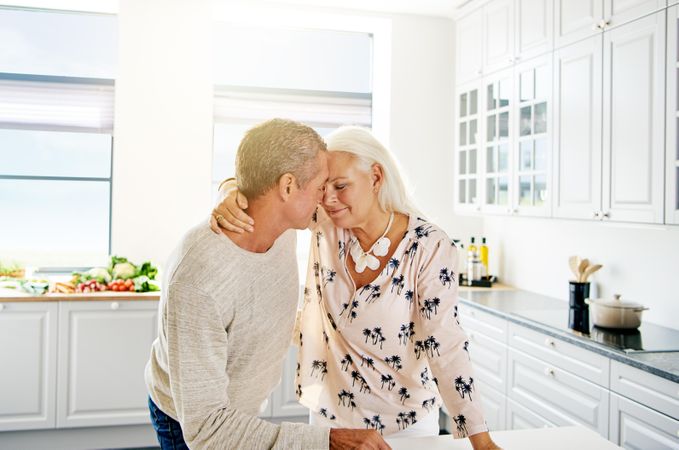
[{"left": 324, "top": 126, "right": 424, "bottom": 218}]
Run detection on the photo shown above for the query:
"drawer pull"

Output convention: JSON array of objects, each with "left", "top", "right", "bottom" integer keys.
[
  {"left": 544, "top": 367, "right": 555, "bottom": 377},
  {"left": 111, "top": 302, "right": 120, "bottom": 310},
  {"left": 544, "top": 338, "right": 555, "bottom": 347}
]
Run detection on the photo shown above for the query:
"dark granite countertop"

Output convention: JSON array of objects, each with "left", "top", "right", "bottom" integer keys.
[{"left": 458, "top": 289, "right": 679, "bottom": 384}]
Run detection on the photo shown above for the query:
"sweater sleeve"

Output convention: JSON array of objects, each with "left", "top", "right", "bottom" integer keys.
[
  {"left": 166, "top": 281, "right": 329, "bottom": 449},
  {"left": 414, "top": 240, "right": 488, "bottom": 439}
]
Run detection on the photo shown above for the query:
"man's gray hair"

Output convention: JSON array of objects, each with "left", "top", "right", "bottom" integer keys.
[{"left": 235, "top": 119, "right": 327, "bottom": 199}]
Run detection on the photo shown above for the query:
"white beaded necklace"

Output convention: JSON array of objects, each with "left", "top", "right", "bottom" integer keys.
[{"left": 349, "top": 212, "right": 394, "bottom": 273}]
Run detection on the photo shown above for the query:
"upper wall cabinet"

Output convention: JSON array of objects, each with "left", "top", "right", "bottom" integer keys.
[
  {"left": 484, "top": 0, "right": 516, "bottom": 74},
  {"left": 516, "top": 0, "right": 555, "bottom": 61},
  {"left": 553, "top": 35, "right": 604, "bottom": 220},
  {"left": 667, "top": 5, "right": 679, "bottom": 225},
  {"left": 456, "top": 9, "right": 484, "bottom": 84},
  {"left": 554, "top": 0, "right": 604, "bottom": 48},
  {"left": 455, "top": 80, "right": 482, "bottom": 212},
  {"left": 602, "top": 11, "right": 665, "bottom": 224},
  {"left": 604, "top": 0, "right": 667, "bottom": 30}
]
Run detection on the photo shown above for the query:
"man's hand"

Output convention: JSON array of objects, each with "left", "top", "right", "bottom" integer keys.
[
  {"left": 209, "top": 179, "right": 254, "bottom": 234},
  {"left": 469, "top": 431, "right": 502, "bottom": 450},
  {"left": 329, "top": 428, "right": 392, "bottom": 450}
]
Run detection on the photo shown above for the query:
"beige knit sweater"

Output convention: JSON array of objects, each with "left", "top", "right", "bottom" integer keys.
[{"left": 145, "top": 223, "right": 329, "bottom": 449}]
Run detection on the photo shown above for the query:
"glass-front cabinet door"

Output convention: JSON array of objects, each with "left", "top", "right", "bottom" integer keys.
[
  {"left": 455, "top": 82, "right": 481, "bottom": 212},
  {"left": 667, "top": 5, "right": 679, "bottom": 225},
  {"left": 513, "top": 55, "right": 552, "bottom": 216},
  {"left": 481, "top": 68, "right": 513, "bottom": 214}
]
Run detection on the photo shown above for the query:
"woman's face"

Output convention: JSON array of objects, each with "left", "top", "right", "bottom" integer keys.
[{"left": 322, "top": 151, "right": 379, "bottom": 228}]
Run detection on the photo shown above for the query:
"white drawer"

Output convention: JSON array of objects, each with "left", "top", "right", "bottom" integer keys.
[
  {"left": 610, "top": 393, "right": 679, "bottom": 449},
  {"left": 611, "top": 360, "right": 679, "bottom": 421},
  {"left": 508, "top": 348, "right": 609, "bottom": 438},
  {"left": 508, "top": 322, "right": 610, "bottom": 387},
  {"left": 506, "top": 398, "right": 554, "bottom": 430},
  {"left": 459, "top": 303, "right": 508, "bottom": 344},
  {"left": 466, "top": 329, "right": 508, "bottom": 394}
]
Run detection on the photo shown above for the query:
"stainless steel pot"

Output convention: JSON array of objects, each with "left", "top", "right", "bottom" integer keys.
[{"left": 585, "top": 294, "right": 648, "bottom": 329}]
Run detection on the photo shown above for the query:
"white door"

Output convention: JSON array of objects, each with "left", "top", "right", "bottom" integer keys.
[
  {"left": 515, "top": 0, "right": 554, "bottom": 61},
  {"left": 483, "top": 0, "right": 515, "bottom": 74},
  {"left": 56, "top": 300, "right": 158, "bottom": 428},
  {"left": 667, "top": 6, "right": 679, "bottom": 225},
  {"left": 602, "top": 11, "right": 666, "bottom": 224},
  {"left": 480, "top": 67, "right": 514, "bottom": 215},
  {"left": 271, "top": 346, "right": 308, "bottom": 418},
  {"left": 456, "top": 9, "right": 484, "bottom": 84},
  {"left": 513, "top": 54, "right": 553, "bottom": 217},
  {"left": 554, "top": 0, "right": 605, "bottom": 49},
  {"left": 603, "top": 0, "right": 667, "bottom": 30},
  {"left": 0, "top": 302, "right": 58, "bottom": 431},
  {"left": 553, "top": 35, "right": 604, "bottom": 220},
  {"left": 455, "top": 80, "right": 483, "bottom": 214},
  {"left": 609, "top": 393, "right": 679, "bottom": 449}
]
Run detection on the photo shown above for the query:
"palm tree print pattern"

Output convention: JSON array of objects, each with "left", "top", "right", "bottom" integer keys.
[{"left": 296, "top": 215, "right": 486, "bottom": 437}]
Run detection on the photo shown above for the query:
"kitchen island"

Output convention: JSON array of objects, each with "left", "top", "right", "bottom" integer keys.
[{"left": 387, "top": 426, "right": 622, "bottom": 449}]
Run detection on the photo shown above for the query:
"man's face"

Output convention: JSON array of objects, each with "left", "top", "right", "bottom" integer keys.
[{"left": 287, "top": 151, "right": 329, "bottom": 229}]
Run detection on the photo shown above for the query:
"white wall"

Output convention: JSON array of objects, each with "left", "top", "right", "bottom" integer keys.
[{"left": 112, "top": 0, "right": 213, "bottom": 264}]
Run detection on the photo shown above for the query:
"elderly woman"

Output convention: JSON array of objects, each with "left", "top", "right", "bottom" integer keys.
[{"left": 212, "top": 126, "right": 499, "bottom": 450}]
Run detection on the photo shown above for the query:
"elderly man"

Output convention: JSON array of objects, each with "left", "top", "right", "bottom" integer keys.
[{"left": 145, "top": 119, "right": 389, "bottom": 450}]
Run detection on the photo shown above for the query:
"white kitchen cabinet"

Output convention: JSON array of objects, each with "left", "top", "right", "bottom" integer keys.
[
  {"left": 553, "top": 34, "right": 604, "bottom": 220},
  {"left": 603, "top": 0, "right": 667, "bottom": 30},
  {"left": 484, "top": 0, "right": 515, "bottom": 74},
  {"left": 479, "top": 381, "right": 507, "bottom": 431},
  {"left": 480, "top": 67, "right": 514, "bottom": 214},
  {"left": 554, "top": 0, "right": 605, "bottom": 49},
  {"left": 602, "top": 10, "right": 666, "bottom": 224},
  {"left": 610, "top": 393, "right": 679, "bottom": 449},
  {"left": 512, "top": 54, "right": 553, "bottom": 217},
  {"left": 610, "top": 360, "right": 679, "bottom": 421},
  {"left": 507, "top": 348, "right": 610, "bottom": 437},
  {"left": 56, "top": 300, "right": 158, "bottom": 428},
  {"left": 506, "top": 398, "right": 554, "bottom": 429},
  {"left": 455, "top": 81, "right": 483, "bottom": 213},
  {"left": 516, "top": 0, "right": 554, "bottom": 61},
  {"left": 667, "top": 5, "right": 679, "bottom": 225},
  {"left": 0, "top": 302, "right": 58, "bottom": 431},
  {"left": 271, "top": 346, "right": 308, "bottom": 418},
  {"left": 456, "top": 9, "right": 484, "bottom": 84}
]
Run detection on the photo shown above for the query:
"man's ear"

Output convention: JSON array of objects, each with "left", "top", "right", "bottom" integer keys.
[
  {"left": 371, "top": 163, "right": 384, "bottom": 192},
  {"left": 278, "top": 173, "right": 295, "bottom": 200}
]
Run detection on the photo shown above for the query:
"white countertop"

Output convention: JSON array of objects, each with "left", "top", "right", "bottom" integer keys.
[{"left": 386, "top": 426, "right": 622, "bottom": 450}]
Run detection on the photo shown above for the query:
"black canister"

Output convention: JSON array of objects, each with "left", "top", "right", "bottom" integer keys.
[{"left": 569, "top": 281, "right": 591, "bottom": 333}]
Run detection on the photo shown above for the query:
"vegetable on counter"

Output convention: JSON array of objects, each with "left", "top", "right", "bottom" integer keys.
[{"left": 69, "top": 255, "right": 161, "bottom": 294}]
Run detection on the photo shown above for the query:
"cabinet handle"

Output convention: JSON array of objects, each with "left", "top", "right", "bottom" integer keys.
[
  {"left": 592, "top": 211, "right": 601, "bottom": 219},
  {"left": 477, "top": 69, "right": 483, "bottom": 75},
  {"left": 544, "top": 338, "right": 555, "bottom": 347},
  {"left": 544, "top": 367, "right": 555, "bottom": 377},
  {"left": 111, "top": 302, "right": 120, "bottom": 310},
  {"left": 602, "top": 212, "right": 610, "bottom": 219},
  {"left": 512, "top": 208, "right": 519, "bottom": 214},
  {"left": 592, "top": 22, "right": 602, "bottom": 31}
]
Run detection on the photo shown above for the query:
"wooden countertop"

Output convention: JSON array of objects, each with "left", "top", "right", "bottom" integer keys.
[
  {"left": 0, "top": 289, "right": 160, "bottom": 302},
  {"left": 458, "top": 282, "right": 515, "bottom": 292},
  {"left": 386, "top": 426, "right": 621, "bottom": 449}
]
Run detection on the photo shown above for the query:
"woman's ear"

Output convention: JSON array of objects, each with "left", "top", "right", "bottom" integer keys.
[
  {"left": 279, "top": 173, "right": 295, "bottom": 199},
  {"left": 371, "top": 163, "right": 384, "bottom": 192}
]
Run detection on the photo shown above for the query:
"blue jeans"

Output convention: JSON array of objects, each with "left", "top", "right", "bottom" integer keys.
[{"left": 148, "top": 397, "right": 189, "bottom": 450}]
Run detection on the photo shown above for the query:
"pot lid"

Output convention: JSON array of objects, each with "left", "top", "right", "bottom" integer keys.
[{"left": 589, "top": 294, "right": 645, "bottom": 309}]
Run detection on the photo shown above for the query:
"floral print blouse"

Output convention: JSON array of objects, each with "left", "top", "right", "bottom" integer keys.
[{"left": 295, "top": 210, "right": 488, "bottom": 438}]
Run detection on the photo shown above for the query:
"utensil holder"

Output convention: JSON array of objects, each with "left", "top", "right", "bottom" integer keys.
[{"left": 569, "top": 281, "right": 590, "bottom": 333}]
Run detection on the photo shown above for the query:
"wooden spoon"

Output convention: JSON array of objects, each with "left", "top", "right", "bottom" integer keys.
[
  {"left": 568, "top": 255, "right": 581, "bottom": 281},
  {"left": 581, "top": 264, "right": 602, "bottom": 282},
  {"left": 577, "top": 258, "right": 590, "bottom": 282}
]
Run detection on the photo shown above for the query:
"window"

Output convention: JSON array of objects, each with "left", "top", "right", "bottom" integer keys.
[
  {"left": 211, "top": 23, "right": 373, "bottom": 274},
  {"left": 0, "top": 8, "right": 117, "bottom": 268}
]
